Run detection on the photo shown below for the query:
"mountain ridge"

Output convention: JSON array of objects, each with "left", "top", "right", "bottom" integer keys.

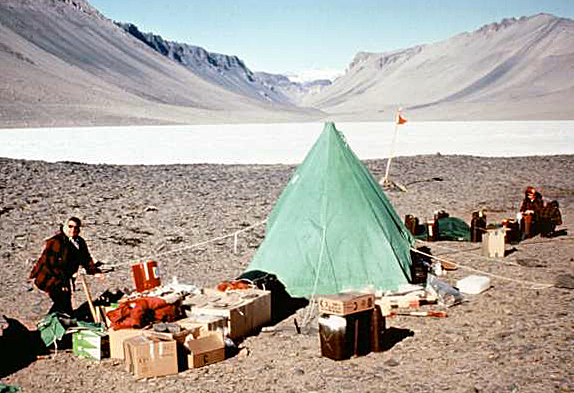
[
  {"left": 304, "top": 13, "right": 574, "bottom": 120},
  {"left": 0, "top": 1, "right": 572, "bottom": 128}
]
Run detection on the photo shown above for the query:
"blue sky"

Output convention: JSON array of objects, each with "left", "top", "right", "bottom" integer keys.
[{"left": 89, "top": 0, "right": 574, "bottom": 75}]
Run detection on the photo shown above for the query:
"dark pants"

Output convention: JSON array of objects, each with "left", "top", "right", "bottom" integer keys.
[{"left": 48, "top": 286, "right": 73, "bottom": 316}]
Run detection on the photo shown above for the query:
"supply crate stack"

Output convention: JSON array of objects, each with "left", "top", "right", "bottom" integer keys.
[
  {"left": 71, "top": 260, "right": 273, "bottom": 379},
  {"left": 316, "top": 292, "right": 385, "bottom": 361}
]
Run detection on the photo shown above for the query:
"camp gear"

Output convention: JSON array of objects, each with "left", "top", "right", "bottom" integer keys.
[
  {"left": 317, "top": 292, "right": 374, "bottom": 316},
  {"left": 427, "top": 275, "right": 463, "bottom": 307},
  {"left": 404, "top": 214, "right": 419, "bottom": 236},
  {"left": 124, "top": 334, "right": 178, "bottom": 379},
  {"left": 501, "top": 218, "right": 521, "bottom": 243},
  {"left": 318, "top": 310, "right": 372, "bottom": 360},
  {"left": 415, "top": 216, "right": 471, "bottom": 242},
  {"left": 236, "top": 270, "right": 309, "bottom": 324},
  {"left": 470, "top": 211, "right": 487, "bottom": 242},
  {"left": 426, "top": 219, "right": 438, "bottom": 241},
  {"left": 106, "top": 297, "right": 179, "bottom": 330},
  {"left": 246, "top": 122, "right": 414, "bottom": 297},
  {"left": 72, "top": 327, "right": 109, "bottom": 360},
  {"left": 520, "top": 213, "right": 533, "bottom": 238},
  {"left": 37, "top": 313, "right": 69, "bottom": 348},
  {"left": 410, "top": 248, "right": 430, "bottom": 285},
  {"left": 456, "top": 275, "right": 491, "bottom": 294},
  {"left": 78, "top": 272, "right": 99, "bottom": 323},
  {"left": 131, "top": 261, "right": 161, "bottom": 293},
  {"left": 369, "top": 305, "right": 385, "bottom": 352},
  {"left": 390, "top": 310, "right": 447, "bottom": 317},
  {"left": 482, "top": 227, "right": 505, "bottom": 258},
  {"left": 434, "top": 210, "right": 449, "bottom": 220}
]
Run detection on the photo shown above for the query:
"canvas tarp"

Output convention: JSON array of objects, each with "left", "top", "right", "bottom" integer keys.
[
  {"left": 414, "top": 217, "right": 471, "bottom": 241},
  {"left": 246, "top": 122, "right": 414, "bottom": 297}
]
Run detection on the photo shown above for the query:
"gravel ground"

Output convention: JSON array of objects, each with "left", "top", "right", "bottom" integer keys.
[{"left": 1, "top": 154, "right": 573, "bottom": 393}]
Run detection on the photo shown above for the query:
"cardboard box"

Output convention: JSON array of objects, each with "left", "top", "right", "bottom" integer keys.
[
  {"left": 175, "top": 314, "right": 228, "bottom": 336},
  {"left": 318, "top": 292, "right": 375, "bottom": 316},
  {"left": 185, "top": 331, "right": 225, "bottom": 368},
  {"left": 248, "top": 289, "right": 272, "bottom": 330},
  {"left": 193, "top": 302, "right": 249, "bottom": 340},
  {"left": 143, "top": 328, "right": 196, "bottom": 372},
  {"left": 124, "top": 335, "right": 178, "bottom": 379},
  {"left": 143, "top": 329, "right": 194, "bottom": 343},
  {"left": 109, "top": 328, "right": 144, "bottom": 359},
  {"left": 192, "top": 288, "right": 271, "bottom": 339},
  {"left": 72, "top": 329, "right": 109, "bottom": 360}
]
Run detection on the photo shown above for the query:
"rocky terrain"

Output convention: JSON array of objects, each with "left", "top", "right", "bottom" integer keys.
[{"left": 0, "top": 154, "right": 573, "bottom": 392}]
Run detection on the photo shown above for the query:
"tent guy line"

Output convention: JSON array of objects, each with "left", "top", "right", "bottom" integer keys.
[
  {"left": 102, "top": 219, "right": 268, "bottom": 268},
  {"left": 410, "top": 247, "right": 553, "bottom": 290},
  {"left": 99, "top": 218, "right": 552, "bottom": 291}
]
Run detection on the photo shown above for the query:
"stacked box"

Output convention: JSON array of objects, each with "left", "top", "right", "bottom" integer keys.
[
  {"left": 108, "top": 328, "right": 144, "bottom": 359},
  {"left": 124, "top": 335, "right": 178, "bottom": 379},
  {"left": 185, "top": 331, "right": 225, "bottom": 369},
  {"left": 192, "top": 288, "right": 271, "bottom": 340},
  {"left": 317, "top": 292, "right": 377, "bottom": 360},
  {"left": 175, "top": 314, "right": 228, "bottom": 336},
  {"left": 317, "top": 292, "right": 374, "bottom": 316},
  {"left": 72, "top": 329, "right": 109, "bottom": 360},
  {"left": 318, "top": 311, "right": 372, "bottom": 360}
]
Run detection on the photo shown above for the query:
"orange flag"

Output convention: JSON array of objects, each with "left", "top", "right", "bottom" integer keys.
[{"left": 396, "top": 113, "right": 407, "bottom": 125}]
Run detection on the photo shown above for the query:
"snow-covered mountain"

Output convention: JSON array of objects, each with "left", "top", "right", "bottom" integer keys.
[
  {"left": 0, "top": 0, "right": 572, "bottom": 128},
  {"left": 116, "top": 23, "right": 294, "bottom": 104},
  {"left": 303, "top": 14, "right": 574, "bottom": 120},
  {"left": 0, "top": 0, "right": 323, "bottom": 127},
  {"left": 116, "top": 22, "right": 336, "bottom": 106}
]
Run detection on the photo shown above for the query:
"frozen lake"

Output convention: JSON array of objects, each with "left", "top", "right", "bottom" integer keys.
[{"left": 1, "top": 121, "right": 573, "bottom": 165}]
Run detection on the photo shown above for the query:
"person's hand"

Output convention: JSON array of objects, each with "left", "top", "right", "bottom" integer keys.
[
  {"left": 27, "top": 279, "right": 37, "bottom": 292},
  {"left": 94, "top": 273, "right": 105, "bottom": 281}
]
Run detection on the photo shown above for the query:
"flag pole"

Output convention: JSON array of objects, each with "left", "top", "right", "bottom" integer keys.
[{"left": 382, "top": 120, "right": 399, "bottom": 184}]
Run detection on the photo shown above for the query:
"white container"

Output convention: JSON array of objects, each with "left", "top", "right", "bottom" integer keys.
[{"left": 456, "top": 275, "right": 491, "bottom": 294}]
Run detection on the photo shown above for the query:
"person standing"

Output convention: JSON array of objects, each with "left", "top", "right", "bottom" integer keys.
[{"left": 29, "top": 217, "right": 102, "bottom": 315}]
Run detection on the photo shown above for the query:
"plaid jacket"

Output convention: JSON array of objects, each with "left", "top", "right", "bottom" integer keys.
[{"left": 29, "top": 231, "right": 100, "bottom": 293}]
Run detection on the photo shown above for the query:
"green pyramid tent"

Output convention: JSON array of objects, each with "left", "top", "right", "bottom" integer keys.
[{"left": 246, "top": 122, "right": 414, "bottom": 297}]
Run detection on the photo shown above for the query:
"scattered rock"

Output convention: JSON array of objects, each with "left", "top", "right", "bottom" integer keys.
[
  {"left": 384, "top": 358, "right": 400, "bottom": 367},
  {"left": 515, "top": 258, "right": 547, "bottom": 267},
  {"left": 293, "top": 368, "right": 305, "bottom": 375},
  {"left": 0, "top": 155, "right": 572, "bottom": 392},
  {"left": 554, "top": 274, "right": 574, "bottom": 289}
]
